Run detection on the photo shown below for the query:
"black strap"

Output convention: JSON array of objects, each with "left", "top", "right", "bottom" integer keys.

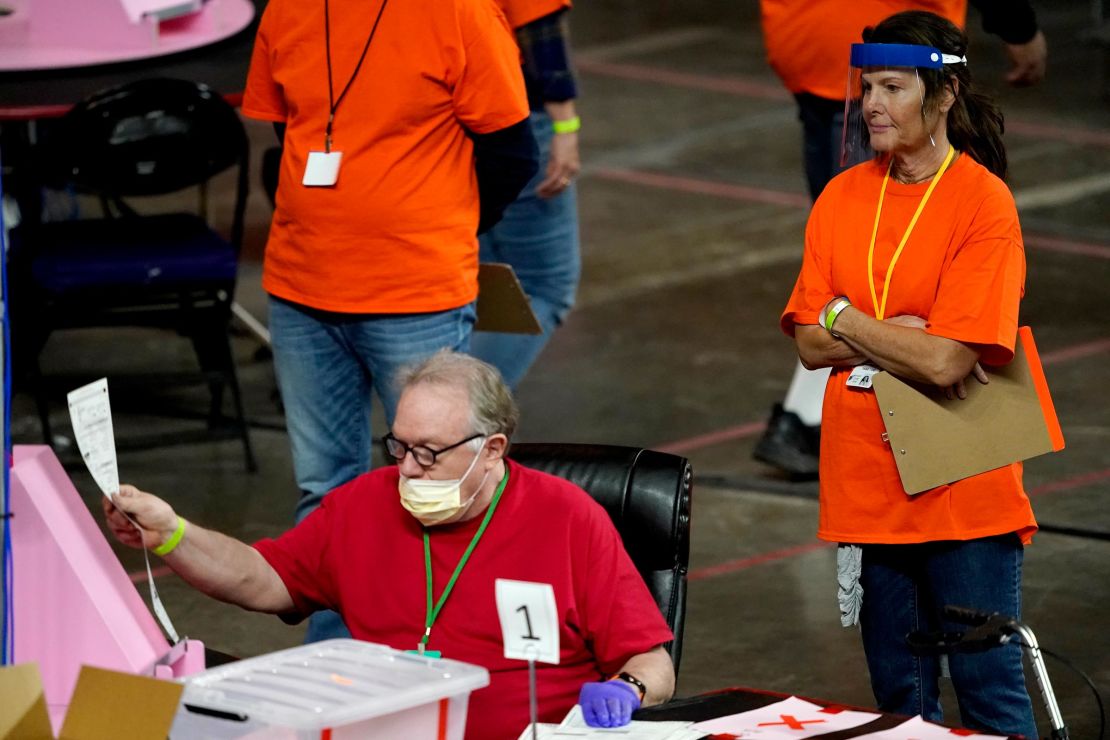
[{"left": 323, "top": 0, "right": 390, "bottom": 151}]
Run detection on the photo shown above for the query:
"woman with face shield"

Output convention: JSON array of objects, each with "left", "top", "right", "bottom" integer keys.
[{"left": 779, "top": 11, "right": 1039, "bottom": 738}]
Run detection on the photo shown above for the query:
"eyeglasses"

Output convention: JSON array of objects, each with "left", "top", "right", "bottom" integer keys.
[{"left": 382, "top": 432, "right": 484, "bottom": 468}]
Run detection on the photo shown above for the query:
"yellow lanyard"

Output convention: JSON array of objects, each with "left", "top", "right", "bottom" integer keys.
[{"left": 866, "top": 145, "right": 956, "bottom": 320}]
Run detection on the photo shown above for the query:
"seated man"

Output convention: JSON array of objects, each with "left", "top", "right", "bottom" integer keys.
[{"left": 104, "top": 350, "right": 675, "bottom": 740}]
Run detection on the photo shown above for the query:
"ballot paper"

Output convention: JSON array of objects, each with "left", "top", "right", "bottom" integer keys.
[
  {"left": 67, "top": 378, "right": 120, "bottom": 499},
  {"left": 67, "top": 378, "right": 181, "bottom": 645},
  {"left": 514, "top": 705, "right": 699, "bottom": 740},
  {"left": 853, "top": 715, "right": 1007, "bottom": 739},
  {"left": 692, "top": 696, "right": 881, "bottom": 737}
]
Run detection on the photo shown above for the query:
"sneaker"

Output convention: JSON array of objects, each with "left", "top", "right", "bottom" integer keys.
[{"left": 753, "top": 403, "right": 820, "bottom": 479}]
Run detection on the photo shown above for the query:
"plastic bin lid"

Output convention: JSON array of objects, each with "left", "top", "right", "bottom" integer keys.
[{"left": 179, "top": 639, "right": 491, "bottom": 729}]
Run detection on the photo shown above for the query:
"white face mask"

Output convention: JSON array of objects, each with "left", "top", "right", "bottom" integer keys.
[{"left": 398, "top": 439, "right": 489, "bottom": 526}]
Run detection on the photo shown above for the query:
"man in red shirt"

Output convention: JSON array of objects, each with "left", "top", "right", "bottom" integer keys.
[{"left": 104, "top": 351, "right": 675, "bottom": 739}]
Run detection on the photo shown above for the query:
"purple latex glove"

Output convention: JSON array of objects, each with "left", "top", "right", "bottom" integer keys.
[{"left": 578, "top": 679, "right": 641, "bottom": 728}]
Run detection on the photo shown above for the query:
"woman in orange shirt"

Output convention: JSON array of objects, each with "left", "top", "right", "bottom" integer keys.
[{"left": 781, "top": 11, "right": 1038, "bottom": 737}]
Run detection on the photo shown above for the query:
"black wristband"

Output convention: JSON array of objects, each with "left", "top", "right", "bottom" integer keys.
[{"left": 609, "top": 671, "right": 646, "bottom": 701}]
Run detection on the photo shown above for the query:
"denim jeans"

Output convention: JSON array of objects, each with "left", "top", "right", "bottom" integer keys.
[
  {"left": 270, "top": 296, "right": 476, "bottom": 642},
  {"left": 270, "top": 296, "right": 476, "bottom": 520},
  {"left": 858, "top": 534, "right": 1038, "bottom": 739},
  {"left": 470, "top": 110, "right": 580, "bottom": 389},
  {"left": 795, "top": 93, "right": 871, "bottom": 201}
]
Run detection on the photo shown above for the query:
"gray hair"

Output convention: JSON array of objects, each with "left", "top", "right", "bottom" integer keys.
[{"left": 395, "top": 350, "right": 519, "bottom": 442}]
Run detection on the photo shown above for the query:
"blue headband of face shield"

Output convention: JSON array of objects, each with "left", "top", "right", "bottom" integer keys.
[{"left": 850, "top": 43, "right": 966, "bottom": 69}]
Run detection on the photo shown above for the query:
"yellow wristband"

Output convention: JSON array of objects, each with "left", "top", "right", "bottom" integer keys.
[
  {"left": 552, "top": 116, "right": 581, "bottom": 135},
  {"left": 152, "top": 516, "right": 186, "bottom": 557}
]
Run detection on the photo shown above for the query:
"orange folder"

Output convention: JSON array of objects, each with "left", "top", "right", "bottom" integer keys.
[{"left": 872, "top": 326, "right": 1065, "bottom": 495}]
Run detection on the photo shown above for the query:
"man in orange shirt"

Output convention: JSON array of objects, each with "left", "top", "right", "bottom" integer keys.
[
  {"left": 242, "top": 0, "right": 538, "bottom": 641},
  {"left": 754, "top": 0, "right": 1047, "bottom": 478},
  {"left": 780, "top": 12, "right": 1038, "bottom": 737}
]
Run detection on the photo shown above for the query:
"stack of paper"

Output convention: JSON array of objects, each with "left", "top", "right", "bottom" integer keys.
[{"left": 515, "top": 704, "right": 700, "bottom": 740}]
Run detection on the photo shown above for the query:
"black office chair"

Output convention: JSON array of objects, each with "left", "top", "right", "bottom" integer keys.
[
  {"left": 508, "top": 443, "right": 692, "bottom": 674},
  {"left": 9, "top": 78, "right": 256, "bottom": 470}
]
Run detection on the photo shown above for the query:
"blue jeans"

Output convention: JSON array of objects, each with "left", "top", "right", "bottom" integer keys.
[
  {"left": 470, "top": 110, "right": 580, "bottom": 389},
  {"left": 270, "top": 296, "right": 476, "bottom": 519},
  {"left": 858, "top": 534, "right": 1038, "bottom": 739},
  {"left": 269, "top": 296, "right": 475, "bottom": 641},
  {"left": 795, "top": 93, "right": 870, "bottom": 201}
]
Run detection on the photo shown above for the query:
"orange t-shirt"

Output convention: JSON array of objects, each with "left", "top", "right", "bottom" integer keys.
[
  {"left": 760, "top": 0, "right": 968, "bottom": 99},
  {"left": 243, "top": 0, "right": 529, "bottom": 313},
  {"left": 498, "top": 0, "right": 571, "bottom": 29},
  {"left": 781, "top": 154, "right": 1037, "bottom": 545}
]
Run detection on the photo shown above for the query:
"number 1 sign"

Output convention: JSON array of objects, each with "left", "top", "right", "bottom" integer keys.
[{"left": 494, "top": 579, "right": 560, "bottom": 664}]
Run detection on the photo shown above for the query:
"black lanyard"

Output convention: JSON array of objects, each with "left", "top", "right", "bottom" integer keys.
[{"left": 323, "top": 0, "right": 389, "bottom": 152}]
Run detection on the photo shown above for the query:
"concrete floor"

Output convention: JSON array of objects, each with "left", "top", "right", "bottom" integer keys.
[{"left": 11, "top": 0, "right": 1110, "bottom": 737}]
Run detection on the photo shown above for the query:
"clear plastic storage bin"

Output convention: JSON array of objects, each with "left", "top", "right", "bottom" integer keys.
[{"left": 170, "top": 639, "right": 490, "bottom": 739}]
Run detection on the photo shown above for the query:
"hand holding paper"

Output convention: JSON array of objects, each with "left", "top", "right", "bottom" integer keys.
[
  {"left": 579, "top": 681, "right": 641, "bottom": 727},
  {"left": 102, "top": 485, "right": 180, "bottom": 551}
]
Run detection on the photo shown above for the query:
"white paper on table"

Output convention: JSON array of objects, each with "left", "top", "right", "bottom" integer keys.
[
  {"left": 555, "top": 705, "right": 694, "bottom": 738},
  {"left": 852, "top": 715, "right": 1008, "bottom": 739},
  {"left": 67, "top": 378, "right": 119, "bottom": 499},
  {"left": 692, "top": 696, "right": 881, "bottom": 738}
]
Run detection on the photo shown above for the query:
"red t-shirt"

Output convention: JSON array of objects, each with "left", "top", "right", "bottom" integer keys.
[
  {"left": 254, "top": 461, "right": 673, "bottom": 740},
  {"left": 781, "top": 154, "right": 1038, "bottom": 545},
  {"left": 242, "top": 0, "right": 529, "bottom": 313},
  {"left": 759, "top": 0, "right": 968, "bottom": 99}
]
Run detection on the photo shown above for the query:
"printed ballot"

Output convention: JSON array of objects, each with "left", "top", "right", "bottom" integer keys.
[
  {"left": 67, "top": 378, "right": 180, "bottom": 644},
  {"left": 67, "top": 378, "right": 120, "bottom": 499},
  {"left": 692, "top": 696, "right": 881, "bottom": 738}
]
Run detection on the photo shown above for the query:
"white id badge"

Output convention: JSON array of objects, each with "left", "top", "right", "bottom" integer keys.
[
  {"left": 846, "top": 363, "right": 881, "bottom": 389},
  {"left": 302, "top": 151, "right": 343, "bottom": 186}
]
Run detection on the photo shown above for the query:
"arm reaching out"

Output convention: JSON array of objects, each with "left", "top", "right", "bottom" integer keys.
[{"left": 104, "top": 485, "right": 295, "bottom": 614}]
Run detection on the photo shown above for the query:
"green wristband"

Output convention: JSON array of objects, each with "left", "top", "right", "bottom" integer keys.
[
  {"left": 152, "top": 516, "right": 186, "bottom": 557},
  {"left": 824, "top": 298, "right": 851, "bottom": 335},
  {"left": 552, "top": 116, "right": 581, "bottom": 134}
]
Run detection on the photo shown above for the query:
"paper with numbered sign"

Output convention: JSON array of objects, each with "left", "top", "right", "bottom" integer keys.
[
  {"left": 692, "top": 696, "right": 881, "bottom": 737},
  {"left": 67, "top": 377, "right": 120, "bottom": 499},
  {"left": 853, "top": 715, "right": 1007, "bottom": 739},
  {"left": 496, "top": 579, "right": 560, "bottom": 664}
]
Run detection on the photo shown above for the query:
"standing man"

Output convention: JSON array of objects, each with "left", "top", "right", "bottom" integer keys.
[
  {"left": 753, "top": 0, "right": 1046, "bottom": 478},
  {"left": 470, "top": 0, "right": 582, "bottom": 389},
  {"left": 242, "top": 0, "right": 538, "bottom": 640}
]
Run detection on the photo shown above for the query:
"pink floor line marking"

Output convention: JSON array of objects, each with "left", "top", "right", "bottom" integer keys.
[
  {"left": 577, "top": 59, "right": 1110, "bottom": 148},
  {"left": 594, "top": 167, "right": 1110, "bottom": 261},
  {"left": 129, "top": 564, "right": 173, "bottom": 585},
  {"left": 689, "top": 470, "right": 1110, "bottom": 582},
  {"left": 576, "top": 59, "right": 788, "bottom": 101},
  {"left": 688, "top": 541, "right": 834, "bottom": 581},
  {"left": 1041, "top": 338, "right": 1110, "bottom": 366},
  {"left": 593, "top": 166, "right": 812, "bottom": 209},
  {"left": 1024, "top": 234, "right": 1110, "bottom": 260},
  {"left": 657, "top": 421, "right": 767, "bottom": 455},
  {"left": 1027, "top": 468, "right": 1110, "bottom": 498}
]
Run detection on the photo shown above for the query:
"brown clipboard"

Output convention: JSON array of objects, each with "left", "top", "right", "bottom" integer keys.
[
  {"left": 872, "top": 326, "right": 1065, "bottom": 495},
  {"left": 474, "top": 263, "right": 542, "bottom": 335}
]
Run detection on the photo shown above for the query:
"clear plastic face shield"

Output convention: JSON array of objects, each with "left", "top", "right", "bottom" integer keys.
[{"left": 840, "top": 43, "right": 966, "bottom": 167}]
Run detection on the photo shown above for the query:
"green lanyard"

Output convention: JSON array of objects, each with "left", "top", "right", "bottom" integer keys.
[{"left": 419, "top": 466, "right": 510, "bottom": 653}]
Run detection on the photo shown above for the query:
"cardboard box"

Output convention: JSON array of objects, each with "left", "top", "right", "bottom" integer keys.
[{"left": 0, "top": 663, "right": 183, "bottom": 740}]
